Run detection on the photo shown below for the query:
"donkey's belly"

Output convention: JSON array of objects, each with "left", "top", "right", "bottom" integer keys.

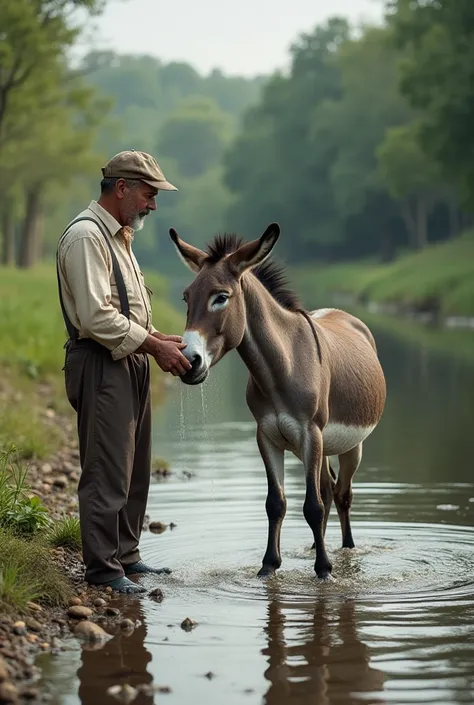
[
  {"left": 322, "top": 422, "right": 376, "bottom": 456},
  {"left": 260, "top": 413, "right": 375, "bottom": 457}
]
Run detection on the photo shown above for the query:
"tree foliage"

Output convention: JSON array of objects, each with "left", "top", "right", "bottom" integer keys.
[{"left": 387, "top": 0, "right": 474, "bottom": 205}]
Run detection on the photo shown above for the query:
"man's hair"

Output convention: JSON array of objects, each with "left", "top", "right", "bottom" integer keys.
[{"left": 100, "top": 177, "right": 142, "bottom": 194}]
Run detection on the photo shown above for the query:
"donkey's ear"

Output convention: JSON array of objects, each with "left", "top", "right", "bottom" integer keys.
[
  {"left": 169, "top": 228, "right": 206, "bottom": 273},
  {"left": 227, "top": 223, "right": 280, "bottom": 277}
]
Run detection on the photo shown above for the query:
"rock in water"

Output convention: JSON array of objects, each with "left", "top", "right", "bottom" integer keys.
[
  {"left": 74, "top": 621, "right": 111, "bottom": 643},
  {"left": 67, "top": 606, "right": 92, "bottom": 620},
  {"left": 106, "top": 684, "right": 138, "bottom": 703}
]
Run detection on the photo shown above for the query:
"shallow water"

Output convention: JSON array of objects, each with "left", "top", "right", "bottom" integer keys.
[{"left": 39, "top": 326, "right": 474, "bottom": 705}]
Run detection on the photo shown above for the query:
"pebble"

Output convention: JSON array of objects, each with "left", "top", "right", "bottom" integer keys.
[
  {"left": 12, "top": 622, "right": 27, "bottom": 636},
  {"left": 52, "top": 475, "right": 68, "bottom": 489},
  {"left": 25, "top": 618, "right": 42, "bottom": 633},
  {"left": 180, "top": 618, "right": 197, "bottom": 632},
  {"left": 26, "top": 602, "right": 43, "bottom": 613},
  {"left": 106, "top": 683, "right": 137, "bottom": 703},
  {"left": 73, "top": 621, "right": 111, "bottom": 643},
  {"left": 93, "top": 598, "right": 107, "bottom": 609},
  {"left": 149, "top": 521, "right": 167, "bottom": 534},
  {"left": 0, "top": 656, "right": 9, "bottom": 682},
  {"left": 120, "top": 619, "right": 134, "bottom": 631},
  {"left": 0, "top": 681, "right": 18, "bottom": 703},
  {"left": 105, "top": 607, "right": 120, "bottom": 617},
  {"left": 67, "top": 606, "right": 92, "bottom": 620},
  {"left": 21, "top": 687, "right": 39, "bottom": 700},
  {"left": 148, "top": 588, "right": 164, "bottom": 602},
  {"left": 68, "top": 597, "right": 82, "bottom": 607}
]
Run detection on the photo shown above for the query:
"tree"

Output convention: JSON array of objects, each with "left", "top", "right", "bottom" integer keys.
[
  {"left": 377, "top": 121, "right": 441, "bottom": 249},
  {"left": 157, "top": 97, "right": 232, "bottom": 179},
  {"left": 0, "top": 0, "right": 109, "bottom": 267},
  {"left": 223, "top": 18, "right": 351, "bottom": 262},
  {"left": 387, "top": 0, "right": 474, "bottom": 206}
]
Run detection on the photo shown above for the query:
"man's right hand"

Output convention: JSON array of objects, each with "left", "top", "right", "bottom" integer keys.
[
  {"left": 138, "top": 334, "right": 192, "bottom": 377},
  {"left": 153, "top": 338, "right": 192, "bottom": 376}
]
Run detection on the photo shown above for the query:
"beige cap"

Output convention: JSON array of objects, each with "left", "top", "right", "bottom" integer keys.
[{"left": 101, "top": 150, "right": 177, "bottom": 191}]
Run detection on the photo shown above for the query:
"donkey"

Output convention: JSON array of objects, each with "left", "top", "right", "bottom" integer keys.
[{"left": 170, "top": 223, "right": 386, "bottom": 579}]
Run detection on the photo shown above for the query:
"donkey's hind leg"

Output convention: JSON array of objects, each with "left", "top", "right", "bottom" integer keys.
[
  {"left": 334, "top": 443, "right": 362, "bottom": 549},
  {"left": 321, "top": 456, "right": 336, "bottom": 538},
  {"left": 256, "top": 428, "right": 286, "bottom": 578}
]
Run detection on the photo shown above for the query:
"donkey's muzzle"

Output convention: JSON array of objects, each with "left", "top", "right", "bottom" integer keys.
[{"left": 180, "top": 354, "right": 209, "bottom": 385}]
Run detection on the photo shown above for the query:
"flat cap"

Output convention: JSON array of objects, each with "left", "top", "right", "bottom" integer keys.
[{"left": 101, "top": 150, "right": 177, "bottom": 191}]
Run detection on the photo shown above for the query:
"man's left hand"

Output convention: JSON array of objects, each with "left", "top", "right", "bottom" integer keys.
[{"left": 152, "top": 331, "right": 183, "bottom": 344}]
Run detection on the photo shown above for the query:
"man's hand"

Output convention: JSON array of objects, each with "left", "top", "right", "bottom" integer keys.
[
  {"left": 137, "top": 333, "right": 191, "bottom": 377},
  {"left": 152, "top": 331, "right": 183, "bottom": 344},
  {"left": 154, "top": 338, "right": 192, "bottom": 376}
]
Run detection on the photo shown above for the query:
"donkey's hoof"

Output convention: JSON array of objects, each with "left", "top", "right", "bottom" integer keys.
[
  {"left": 257, "top": 566, "right": 276, "bottom": 579},
  {"left": 316, "top": 570, "right": 333, "bottom": 582},
  {"left": 314, "top": 566, "right": 334, "bottom": 583}
]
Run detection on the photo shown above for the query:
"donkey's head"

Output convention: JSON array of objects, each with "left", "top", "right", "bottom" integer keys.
[{"left": 170, "top": 223, "right": 280, "bottom": 385}]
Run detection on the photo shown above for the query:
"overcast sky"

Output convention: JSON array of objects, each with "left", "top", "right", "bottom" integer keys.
[{"left": 81, "top": 0, "right": 384, "bottom": 76}]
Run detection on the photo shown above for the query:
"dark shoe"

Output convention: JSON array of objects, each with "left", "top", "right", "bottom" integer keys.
[
  {"left": 123, "top": 561, "right": 171, "bottom": 576},
  {"left": 101, "top": 577, "right": 146, "bottom": 594}
]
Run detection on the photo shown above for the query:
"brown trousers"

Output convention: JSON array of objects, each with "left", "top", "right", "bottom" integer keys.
[{"left": 64, "top": 340, "right": 151, "bottom": 584}]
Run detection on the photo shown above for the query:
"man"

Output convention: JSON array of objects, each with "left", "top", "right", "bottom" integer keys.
[{"left": 57, "top": 150, "right": 191, "bottom": 594}]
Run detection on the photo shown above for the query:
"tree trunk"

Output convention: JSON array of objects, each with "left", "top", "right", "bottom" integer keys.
[
  {"left": 18, "top": 185, "right": 43, "bottom": 268},
  {"left": 414, "top": 197, "right": 428, "bottom": 249},
  {"left": 447, "top": 198, "right": 460, "bottom": 239},
  {"left": 400, "top": 200, "right": 417, "bottom": 249},
  {"left": 1, "top": 209, "right": 15, "bottom": 266}
]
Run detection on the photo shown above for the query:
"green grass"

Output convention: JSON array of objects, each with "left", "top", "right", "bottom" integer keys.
[
  {"left": 0, "top": 530, "right": 73, "bottom": 612},
  {"left": 293, "top": 231, "right": 474, "bottom": 317},
  {"left": 46, "top": 516, "right": 82, "bottom": 552},
  {"left": 0, "top": 449, "right": 74, "bottom": 612}
]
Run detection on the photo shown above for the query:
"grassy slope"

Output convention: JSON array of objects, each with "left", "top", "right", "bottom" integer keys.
[
  {"left": 0, "top": 264, "right": 183, "bottom": 457},
  {"left": 293, "top": 231, "right": 474, "bottom": 317}
]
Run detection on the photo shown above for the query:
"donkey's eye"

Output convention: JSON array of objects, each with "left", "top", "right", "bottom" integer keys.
[{"left": 209, "top": 292, "right": 230, "bottom": 311}]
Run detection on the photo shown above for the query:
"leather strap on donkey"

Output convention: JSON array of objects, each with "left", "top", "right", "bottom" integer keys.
[
  {"left": 296, "top": 309, "right": 323, "bottom": 364},
  {"left": 56, "top": 217, "right": 130, "bottom": 342}
]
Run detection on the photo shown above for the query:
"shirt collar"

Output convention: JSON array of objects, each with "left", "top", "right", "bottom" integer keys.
[{"left": 87, "top": 200, "right": 122, "bottom": 237}]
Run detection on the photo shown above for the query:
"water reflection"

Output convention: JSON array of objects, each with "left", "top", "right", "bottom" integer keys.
[
  {"left": 77, "top": 601, "right": 153, "bottom": 705},
  {"left": 263, "top": 589, "right": 386, "bottom": 705}
]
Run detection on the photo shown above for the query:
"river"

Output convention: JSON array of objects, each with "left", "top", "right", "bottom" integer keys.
[{"left": 38, "top": 319, "right": 474, "bottom": 705}]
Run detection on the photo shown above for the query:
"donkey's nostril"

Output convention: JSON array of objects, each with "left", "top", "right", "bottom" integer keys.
[{"left": 191, "top": 353, "right": 202, "bottom": 368}]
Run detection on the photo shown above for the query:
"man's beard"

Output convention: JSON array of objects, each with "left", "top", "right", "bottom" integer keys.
[{"left": 128, "top": 211, "right": 148, "bottom": 231}]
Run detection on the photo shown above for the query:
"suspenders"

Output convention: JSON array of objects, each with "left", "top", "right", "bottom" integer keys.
[{"left": 56, "top": 217, "right": 130, "bottom": 342}]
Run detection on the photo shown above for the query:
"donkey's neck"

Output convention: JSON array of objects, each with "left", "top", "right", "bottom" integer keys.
[{"left": 237, "top": 274, "right": 305, "bottom": 397}]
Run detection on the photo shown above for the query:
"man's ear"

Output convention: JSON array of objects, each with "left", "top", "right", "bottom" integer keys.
[{"left": 169, "top": 228, "right": 206, "bottom": 273}]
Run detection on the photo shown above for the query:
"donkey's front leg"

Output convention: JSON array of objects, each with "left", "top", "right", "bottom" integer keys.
[
  {"left": 256, "top": 427, "right": 286, "bottom": 578},
  {"left": 303, "top": 426, "right": 332, "bottom": 580}
]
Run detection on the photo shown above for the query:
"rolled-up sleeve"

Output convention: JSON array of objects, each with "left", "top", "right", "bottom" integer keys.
[{"left": 62, "top": 235, "right": 148, "bottom": 360}]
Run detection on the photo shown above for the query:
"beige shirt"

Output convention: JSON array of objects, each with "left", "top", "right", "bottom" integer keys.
[{"left": 58, "top": 201, "right": 157, "bottom": 360}]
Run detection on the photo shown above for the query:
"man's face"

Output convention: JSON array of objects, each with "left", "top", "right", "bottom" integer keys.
[{"left": 119, "top": 180, "right": 158, "bottom": 230}]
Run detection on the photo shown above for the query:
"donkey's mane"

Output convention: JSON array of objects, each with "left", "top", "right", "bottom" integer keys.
[{"left": 205, "top": 233, "right": 302, "bottom": 312}]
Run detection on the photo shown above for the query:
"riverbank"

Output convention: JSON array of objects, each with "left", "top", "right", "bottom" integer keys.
[
  {"left": 293, "top": 231, "right": 474, "bottom": 324},
  {"left": 0, "top": 265, "right": 183, "bottom": 704}
]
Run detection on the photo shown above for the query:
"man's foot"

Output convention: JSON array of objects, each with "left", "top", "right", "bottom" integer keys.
[
  {"left": 123, "top": 561, "right": 172, "bottom": 576},
  {"left": 101, "top": 577, "right": 146, "bottom": 594}
]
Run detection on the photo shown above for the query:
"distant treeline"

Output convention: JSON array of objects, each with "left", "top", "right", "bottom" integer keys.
[{"left": 1, "top": 1, "right": 473, "bottom": 270}]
